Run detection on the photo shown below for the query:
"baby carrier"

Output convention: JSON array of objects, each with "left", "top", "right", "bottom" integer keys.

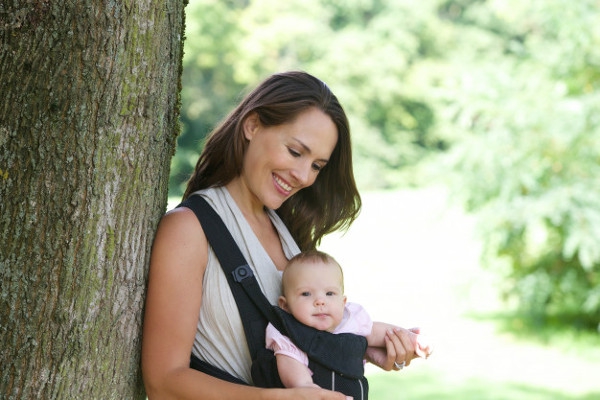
[{"left": 179, "top": 195, "right": 369, "bottom": 399}]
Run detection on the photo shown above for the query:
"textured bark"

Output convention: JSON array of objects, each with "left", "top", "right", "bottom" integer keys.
[{"left": 0, "top": 1, "right": 186, "bottom": 398}]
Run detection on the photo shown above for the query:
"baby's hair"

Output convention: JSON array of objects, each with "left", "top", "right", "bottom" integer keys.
[{"left": 282, "top": 250, "right": 345, "bottom": 294}]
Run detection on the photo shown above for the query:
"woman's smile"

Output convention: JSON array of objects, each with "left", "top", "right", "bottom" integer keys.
[{"left": 273, "top": 173, "right": 293, "bottom": 194}]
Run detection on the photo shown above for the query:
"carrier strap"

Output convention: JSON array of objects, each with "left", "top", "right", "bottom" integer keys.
[{"left": 178, "top": 195, "right": 285, "bottom": 359}]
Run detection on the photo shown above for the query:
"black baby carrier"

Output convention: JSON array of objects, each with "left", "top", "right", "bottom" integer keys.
[{"left": 179, "top": 195, "right": 369, "bottom": 399}]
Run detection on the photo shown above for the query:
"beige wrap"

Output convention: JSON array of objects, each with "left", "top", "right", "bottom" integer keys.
[{"left": 190, "top": 186, "right": 300, "bottom": 383}]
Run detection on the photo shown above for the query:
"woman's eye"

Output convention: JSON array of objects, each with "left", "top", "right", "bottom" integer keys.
[
  {"left": 288, "top": 148, "right": 301, "bottom": 157},
  {"left": 312, "top": 163, "right": 323, "bottom": 172}
]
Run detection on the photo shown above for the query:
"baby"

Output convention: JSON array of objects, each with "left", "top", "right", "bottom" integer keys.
[{"left": 266, "top": 250, "right": 432, "bottom": 392}]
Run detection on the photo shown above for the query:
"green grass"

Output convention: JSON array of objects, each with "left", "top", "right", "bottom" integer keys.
[
  {"left": 366, "top": 369, "right": 600, "bottom": 400},
  {"left": 469, "top": 311, "right": 600, "bottom": 361}
]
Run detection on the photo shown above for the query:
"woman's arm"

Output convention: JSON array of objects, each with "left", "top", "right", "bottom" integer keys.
[
  {"left": 141, "top": 208, "right": 347, "bottom": 400},
  {"left": 365, "top": 322, "right": 431, "bottom": 370}
]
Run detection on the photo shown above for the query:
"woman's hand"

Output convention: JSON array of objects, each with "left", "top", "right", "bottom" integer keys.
[{"left": 365, "top": 327, "right": 421, "bottom": 371}]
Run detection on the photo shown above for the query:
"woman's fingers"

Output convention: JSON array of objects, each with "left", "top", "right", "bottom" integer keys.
[
  {"left": 366, "top": 326, "right": 432, "bottom": 371},
  {"left": 365, "top": 346, "right": 386, "bottom": 369},
  {"left": 388, "top": 328, "right": 418, "bottom": 366},
  {"left": 384, "top": 332, "right": 399, "bottom": 370},
  {"left": 365, "top": 339, "right": 395, "bottom": 370},
  {"left": 386, "top": 329, "right": 407, "bottom": 366}
]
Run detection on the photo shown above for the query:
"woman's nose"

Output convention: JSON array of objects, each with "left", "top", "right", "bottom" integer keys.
[{"left": 290, "top": 162, "right": 313, "bottom": 186}]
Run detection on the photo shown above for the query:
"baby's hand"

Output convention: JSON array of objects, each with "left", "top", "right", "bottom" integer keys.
[{"left": 409, "top": 327, "right": 433, "bottom": 359}]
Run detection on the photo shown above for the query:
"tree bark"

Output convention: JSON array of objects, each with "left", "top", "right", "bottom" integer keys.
[{"left": 0, "top": 1, "right": 186, "bottom": 398}]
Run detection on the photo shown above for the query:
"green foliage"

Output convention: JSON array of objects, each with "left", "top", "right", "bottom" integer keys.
[
  {"left": 434, "top": 0, "right": 600, "bottom": 329},
  {"left": 170, "top": 0, "right": 250, "bottom": 196}
]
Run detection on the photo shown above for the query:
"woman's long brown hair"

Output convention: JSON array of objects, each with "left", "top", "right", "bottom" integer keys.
[{"left": 183, "top": 71, "right": 361, "bottom": 250}]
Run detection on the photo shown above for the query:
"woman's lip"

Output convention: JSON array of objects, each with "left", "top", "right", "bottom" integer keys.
[{"left": 273, "top": 174, "right": 292, "bottom": 194}]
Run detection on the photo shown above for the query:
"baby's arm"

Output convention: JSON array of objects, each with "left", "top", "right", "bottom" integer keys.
[
  {"left": 367, "top": 322, "right": 432, "bottom": 358},
  {"left": 266, "top": 323, "right": 322, "bottom": 389},
  {"left": 275, "top": 354, "right": 319, "bottom": 389},
  {"left": 366, "top": 321, "right": 391, "bottom": 348}
]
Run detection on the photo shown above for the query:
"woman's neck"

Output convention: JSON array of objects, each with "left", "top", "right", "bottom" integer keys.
[{"left": 225, "top": 179, "right": 266, "bottom": 222}]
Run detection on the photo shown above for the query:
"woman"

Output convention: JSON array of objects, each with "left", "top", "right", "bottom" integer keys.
[{"left": 142, "top": 71, "right": 420, "bottom": 400}]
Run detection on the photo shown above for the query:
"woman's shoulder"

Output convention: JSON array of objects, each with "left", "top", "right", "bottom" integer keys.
[
  {"left": 162, "top": 205, "right": 199, "bottom": 228},
  {"left": 155, "top": 206, "right": 205, "bottom": 248},
  {"left": 151, "top": 206, "right": 209, "bottom": 276},
  {"left": 162, "top": 187, "right": 221, "bottom": 227}
]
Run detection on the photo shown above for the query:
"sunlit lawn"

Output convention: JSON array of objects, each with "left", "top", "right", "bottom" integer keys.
[
  {"left": 167, "top": 187, "right": 600, "bottom": 399},
  {"left": 319, "top": 187, "right": 600, "bottom": 400}
]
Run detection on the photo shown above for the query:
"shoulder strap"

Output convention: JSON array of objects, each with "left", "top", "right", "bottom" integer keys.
[{"left": 178, "top": 195, "right": 284, "bottom": 359}]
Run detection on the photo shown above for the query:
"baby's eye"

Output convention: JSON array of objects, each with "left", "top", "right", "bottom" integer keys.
[
  {"left": 301, "top": 291, "right": 311, "bottom": 297},
  {"left": 326, "top": 291, "right": 336, "bottom": 296}
]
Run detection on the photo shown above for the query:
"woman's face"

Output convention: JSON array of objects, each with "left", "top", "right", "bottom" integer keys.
[{"left": 241, "top": 107, "right": 338, "bottom": 210}]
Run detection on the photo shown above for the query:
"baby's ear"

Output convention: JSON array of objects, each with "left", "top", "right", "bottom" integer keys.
[
  {"left": 343, "top": 295, "right": 347, "bottom": 305},
  {"left": 278, "top": 296, "right": 288, "bottom": 311}
]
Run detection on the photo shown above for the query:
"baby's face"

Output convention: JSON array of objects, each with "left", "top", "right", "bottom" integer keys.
[{"left": 279, "top": 260, "right": 346, "bottom": 332}]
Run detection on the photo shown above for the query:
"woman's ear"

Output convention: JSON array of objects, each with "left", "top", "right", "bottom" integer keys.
[
  {"left": 278, "top": 296, "right": 288, "bottom": 311},
  {"left": 242, "top": 112, "right": 259, "bottom": 140}
]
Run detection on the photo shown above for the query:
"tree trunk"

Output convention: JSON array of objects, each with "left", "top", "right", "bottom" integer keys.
[{"left": 0, "top": 1, "right": 186, "bottom": 398}]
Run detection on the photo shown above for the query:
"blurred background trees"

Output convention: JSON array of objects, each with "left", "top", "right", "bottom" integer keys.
[
  {"left": 436, "top": 0, "right": 600, "bottom": 330},
  {"left": 174, "top": 0, "right": 600, "bottom": 331}
]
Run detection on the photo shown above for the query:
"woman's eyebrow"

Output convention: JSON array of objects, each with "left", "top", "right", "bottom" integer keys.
[{"left": 292, "top": 138, "right": 330, "bottom": 163}]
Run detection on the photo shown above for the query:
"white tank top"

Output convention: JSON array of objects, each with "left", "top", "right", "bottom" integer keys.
[{"left": 190, "top": 186, "right": 300, "bottom": 383}]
